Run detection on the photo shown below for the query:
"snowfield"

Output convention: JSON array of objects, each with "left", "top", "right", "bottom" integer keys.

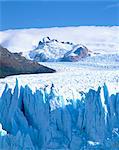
[
  {"left": 0, "top": 62, "right": 118, "bottom": 99},
  {"left": 0, "top": 26, "right": 119, "bottom": 98}
]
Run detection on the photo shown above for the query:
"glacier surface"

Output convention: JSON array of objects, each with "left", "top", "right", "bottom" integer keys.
[{"left": 0, "top": 80, "right": 119, "bottom": 150}]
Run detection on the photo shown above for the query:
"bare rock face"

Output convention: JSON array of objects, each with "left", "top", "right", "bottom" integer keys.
[
  {"left": 62, "top": 45, "right": 89, "bottom": 62},
  {"left": 0, "top": 45, "right": 56, "bottom": 78}
]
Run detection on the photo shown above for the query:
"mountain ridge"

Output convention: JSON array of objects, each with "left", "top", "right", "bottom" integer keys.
[
  {"left": 0, "top": 45, "right": 56, "bottom": 78},
  {"left": 29, "top": 37, "right": 89, "bottom": 62}
]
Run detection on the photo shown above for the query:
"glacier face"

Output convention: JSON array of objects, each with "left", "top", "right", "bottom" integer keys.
[{"left": 0, "top": 80, "right": 119, "bottom": 150}]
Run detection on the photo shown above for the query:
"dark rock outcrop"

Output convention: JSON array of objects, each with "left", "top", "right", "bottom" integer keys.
[{"left": 0, "top": 45, "right": 56, "bottom": 78}]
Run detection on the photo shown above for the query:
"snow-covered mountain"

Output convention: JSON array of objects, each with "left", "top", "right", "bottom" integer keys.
[
  {"left": 0, "top": 26, "right": 118, "bottom": 63},
  {"left": 29, "top": 37, "right": 89, "bottom": 62},
  {"left": 0, "top": 26, "right": 118, "bottom": 56},
  {"left": 0, "top": 81, "right": 119, "bottom": 149}
]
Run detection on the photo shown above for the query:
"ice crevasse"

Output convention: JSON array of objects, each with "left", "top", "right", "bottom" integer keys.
[{"left": 0, "top": 79, "right": 119, "bottom": 150}]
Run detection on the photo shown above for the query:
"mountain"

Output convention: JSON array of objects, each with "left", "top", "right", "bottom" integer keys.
[
  {"left": 0, "top": 27, "right": 118, "bottom": 56},
  {"left": 0, "top": 81, "right": 119, "bottom": 149},
  {"left": 29, "top": 37, "right": 90, "bottom": 62},
  {"left": 0, "top": 45, "right": 56, "bottom": 78}
]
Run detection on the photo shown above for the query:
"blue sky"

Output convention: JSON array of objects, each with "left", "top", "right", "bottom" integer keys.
[{"left": 0, "top": 0, "right": 119, "bottom": 30}]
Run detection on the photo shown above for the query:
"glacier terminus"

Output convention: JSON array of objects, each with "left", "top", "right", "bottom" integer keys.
[{"left": 0, "top": 80, "right": 119, "bottom": 150}]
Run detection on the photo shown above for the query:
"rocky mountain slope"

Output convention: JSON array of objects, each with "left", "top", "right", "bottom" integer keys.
[
  {"left": 0, "top": 81, "right": 119, "bottom": 149},
  {"left": 0, "top": 45, "right": 56, "bottom": 78},
  {"left": 29, "top": 37, "right": 89, "bottom": 62}
]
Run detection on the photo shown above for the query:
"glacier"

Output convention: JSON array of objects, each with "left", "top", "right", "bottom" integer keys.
[{"left": 0, "top": 80, "right": 119, "bottom": 150}]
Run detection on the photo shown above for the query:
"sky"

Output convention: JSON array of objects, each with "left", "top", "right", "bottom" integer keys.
[{"left": 0, "top": 0, "right": 119, "bottom": 30}]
